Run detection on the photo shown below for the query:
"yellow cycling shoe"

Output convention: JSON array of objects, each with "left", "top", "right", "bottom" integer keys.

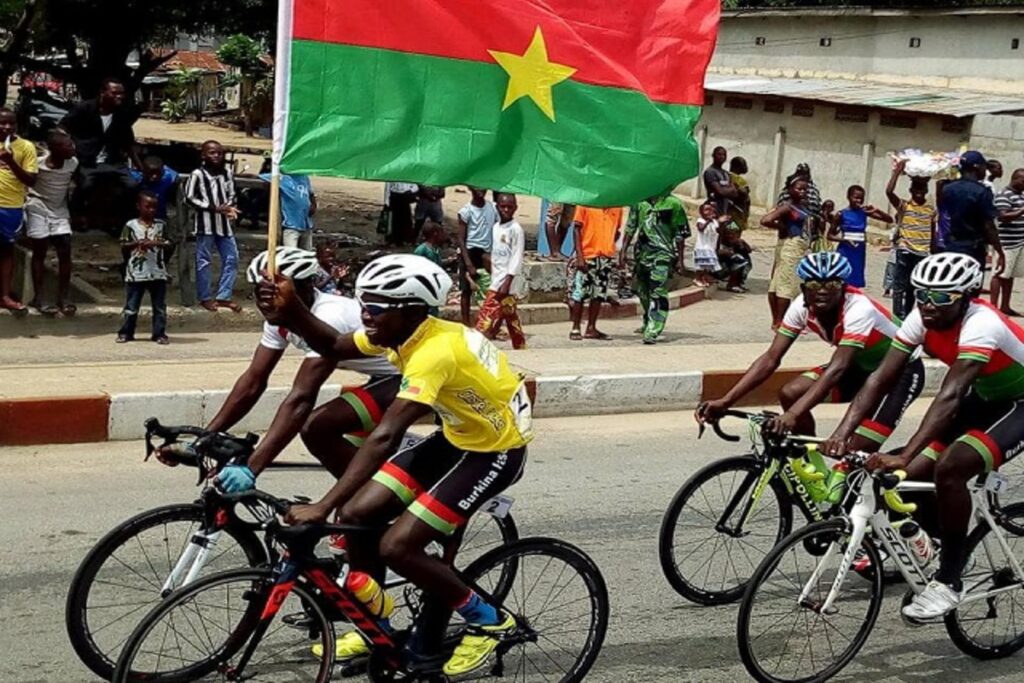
[
  {"left": 443, "top": 613, "right": 517, "bottom": 677},
  {"left": 311, "top": 630, "right": 369, "bottom": 660}
]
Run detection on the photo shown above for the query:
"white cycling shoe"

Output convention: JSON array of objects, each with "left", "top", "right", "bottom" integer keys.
[{"left": 902, "top": 580, "right": 960, "bottom": 621}]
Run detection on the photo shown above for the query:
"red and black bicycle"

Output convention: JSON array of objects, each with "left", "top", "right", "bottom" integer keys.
[{"left": 111, "top": 489, "right": 608, "bottom": 683}]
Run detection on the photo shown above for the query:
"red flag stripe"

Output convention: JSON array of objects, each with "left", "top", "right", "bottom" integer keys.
[{"left": 291, "top": 0, "right": 720, "bottom": 105}]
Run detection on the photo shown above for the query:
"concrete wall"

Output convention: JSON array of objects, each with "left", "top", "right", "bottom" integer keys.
[
  {"left": 713, "top": 13, "right": 1024, "bottom": 95},
  {"left": 682, "top": 94, "right": 969, "bottom": 208},
  {"left": 969, "top": 113, "right": 1024, "bottom": 163}
]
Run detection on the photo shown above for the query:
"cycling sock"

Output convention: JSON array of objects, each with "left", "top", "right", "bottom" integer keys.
[{"left": 454, "top": 591, "right": 499, "bottom": 625}]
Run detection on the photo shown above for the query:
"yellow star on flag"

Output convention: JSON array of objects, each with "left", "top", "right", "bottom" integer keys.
[{"left": 489, "top": 27, "right": 577, "bottom": 121}]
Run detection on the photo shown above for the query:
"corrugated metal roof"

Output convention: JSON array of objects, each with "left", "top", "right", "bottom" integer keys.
[{"left": 705, "top": 73, "right": 1024, "bottom": 118}]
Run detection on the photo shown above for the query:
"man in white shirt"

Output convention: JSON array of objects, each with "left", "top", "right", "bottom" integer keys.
[
  {"left": 475, "top": 192, "right": 526, "bottom": 349},
  {"left": 179, "top": 248, "right": 401, "bottom": 498},
  {"left": 456, "top": 186, "right": 499, "bottom": 325}
]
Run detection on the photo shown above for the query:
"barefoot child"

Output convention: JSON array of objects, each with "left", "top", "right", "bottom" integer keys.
[{"left": 26, "top": 129, "right": 77, "bottom": 316}]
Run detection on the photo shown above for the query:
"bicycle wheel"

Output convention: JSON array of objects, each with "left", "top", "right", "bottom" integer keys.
[
  {"left": 737, "top": 519, "right": 884, "bottom": 683},
  {"left": 460, "top": 537, "right": 609, "bottom": 683},
  {"left": 66, "top": 503, "right": 266, "bottom": 680},
  {"left": 112, "top": 567, "right": 335, "bottom": 683},
  {"left": 458, "top": 510, "right": 518, "bottom": 566},
  {"left": 659, "top": 455, "right": 793, "bottom": 605},
  {"left": 947, "top": 501, "right": 1024, "bottom": 659},
  {"left": 987, "top": 461, "right": 1024, "bottom": 534}
]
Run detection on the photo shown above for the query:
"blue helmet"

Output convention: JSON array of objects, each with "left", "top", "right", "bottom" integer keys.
[{"left": 796, "top": 251, "right": 852, "bottom": 282}]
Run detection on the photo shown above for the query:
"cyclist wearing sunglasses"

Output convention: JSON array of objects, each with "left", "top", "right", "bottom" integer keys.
[
  {"left": 824, "top": 252, "right": 1024, "bottom": 620},
  {"left": 256, "top": 253, "right": 532, "bottom": 676},
  {"left": 167, "top": 247, "right": 401, "bottom": 497},
  {"left": 698, "top": 251, "right": 924, "bottom": 452}
]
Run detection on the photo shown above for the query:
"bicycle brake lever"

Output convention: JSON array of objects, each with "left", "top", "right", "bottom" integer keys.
[{"left": 697, "top": 422, "right": 706, "bottom": 440}]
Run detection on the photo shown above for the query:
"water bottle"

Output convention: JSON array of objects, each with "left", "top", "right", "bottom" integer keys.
[
  {"left": 791, "top": 446, "right": 829, "bottom": 503},
  {"left": 899, "top": 521, "right": 935, "bottom": 568},
  {"left": 825, "top": 461, "right": 849, "bottom": 505},
  {"left": 347, "top": 571, "right": 394, "bottom": 620}
]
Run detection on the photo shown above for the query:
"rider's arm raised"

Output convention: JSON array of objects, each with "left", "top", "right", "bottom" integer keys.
[
  {"left": 247, "top": 356, "right": 337, "bottom": 474},
  {"left": 206, "top": 344, "right": 284, "bottom": 432}
]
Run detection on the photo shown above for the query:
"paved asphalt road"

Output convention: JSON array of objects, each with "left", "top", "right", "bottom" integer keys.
[{"left": 4, "top": 406, "right": 1024, "bottom": 682}]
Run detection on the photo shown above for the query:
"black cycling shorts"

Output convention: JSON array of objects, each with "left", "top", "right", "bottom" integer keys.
[
  {"left": 371, "top": 431, "right": 526, "bottom": 535},
  {"left": 922, "top": 391, "right": 1024, "bottom": 472},
  {"left": 802, "top": 357, "right": 925, "bottom": 445}
]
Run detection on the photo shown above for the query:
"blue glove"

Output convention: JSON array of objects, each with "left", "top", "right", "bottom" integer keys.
[{"left": 217, "top": 465, "right": 256, "bottom": 493}]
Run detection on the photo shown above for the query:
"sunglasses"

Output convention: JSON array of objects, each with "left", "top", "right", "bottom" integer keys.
[
  {"left": 802, "top": 280, "right": 844, "bottom": 292},
  {"left": 915, "top": 290, "right": 963, "bottom": 307},
  {"left": 357, "top": 298, "right": 417, "bottom": 316}
]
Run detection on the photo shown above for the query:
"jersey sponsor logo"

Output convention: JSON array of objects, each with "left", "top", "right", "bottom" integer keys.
[
  {"left": 464, "top": 327, "right": 501, "bottom": 377},
  {"left": 456, "top": 387, "right": 507, "bottom": 433}
]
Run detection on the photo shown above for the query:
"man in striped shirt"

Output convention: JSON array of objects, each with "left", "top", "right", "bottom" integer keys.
[
  {"left": 186, "top": 140, "right": 241, "bottom": 311},
  {"left": 991, "top": 169, "right": 1024, "bottom": 317}
]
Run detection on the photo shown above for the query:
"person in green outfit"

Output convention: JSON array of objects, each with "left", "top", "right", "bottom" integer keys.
[{"left": 621, "top": 192, "right": 690, "bottom": 344}]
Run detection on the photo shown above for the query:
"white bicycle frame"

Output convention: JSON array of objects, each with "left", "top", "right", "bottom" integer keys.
[{"left": 803, "top": 471, "right": 1024, "bottom": 616}]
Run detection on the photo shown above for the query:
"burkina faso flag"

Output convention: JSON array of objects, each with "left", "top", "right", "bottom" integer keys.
[{"left": 276, "top": 0, "right": 720, "bottom": 206}]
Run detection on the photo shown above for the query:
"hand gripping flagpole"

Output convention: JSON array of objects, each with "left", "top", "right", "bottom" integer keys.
[{"left": 267, "top": 0, "right": 294, "bottom": 276}]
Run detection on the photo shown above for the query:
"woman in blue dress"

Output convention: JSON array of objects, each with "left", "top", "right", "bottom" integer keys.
[{"left": 827, "top": 185, "right": 893, "bottom": 288}]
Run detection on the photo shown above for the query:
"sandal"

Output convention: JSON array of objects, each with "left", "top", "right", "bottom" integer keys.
[
  {"left": 583, "top": 330, "right": 612, "bottom": 340},
  {"left": 1, "top": 297, "right": 28, "bottom": 316},
  {"left": 569, "top": 330, "right": 583, "bottom": 341},
  {"left": 58, "top": 302, "right": 77, "bottom": 317},
  {"left": 115, "top": 334, "right": 132, "bottom": 344},
  {"left": 199, "top": 300, "right": 219, "bottom": 312},
  {"left": 29, "top": 301, "right": 59, "bottom": 317},
  {"left": 153, "top": 335, "right": 170, "bottom": 345},
  {"left": 216, "top": 299, "right": 242, "bottom": 312}
]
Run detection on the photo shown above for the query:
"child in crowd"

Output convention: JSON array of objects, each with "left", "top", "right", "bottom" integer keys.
[
  {"left": 260, "top": 170, "right": 316, "bottom": 249},
  {"left": 414, "top": 220, "right": 447, "bottom": 315},
  {"left": 827, "top": 185, "right": 893, "bottom": 288},
  {"left": 694, "top": 203, "right": 724, "bottom": 287},
  {"left": 117, "top": 191, "right": 169, "bottom": 344},
  {"left": 313, "top": 238, "right": 348, "bottom": 295},
  {"left": 186, "top": 140, "right": 241, "bottom": 312},
  {"left": 718, "top": 222, "right": 753, "bottom": 293},
  {"left": 25, "top": 128, "right": 77, "bottom": 316},
  {"left": 456, "top": 186, "right": 497, "bottom": 325},
  {"left": 0, "top": 107, "right": 39, "bottom": 314},
  {"left": 476, "top": 192, "right": 526, "bottom": 349},
  {"left": 131, "top": 156, "right": 179, "bottom": 220}
]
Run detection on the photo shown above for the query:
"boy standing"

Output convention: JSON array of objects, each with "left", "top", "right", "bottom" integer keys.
[
  {"left": 261, "top": 171, "right": 316, "bottom": 249},
  {"left": 117, "top": 191, "right": 169, "bottom": 343},
  {"left": 476, "top": 192, "right": 526, "bottom": 349},
  {"left": 621, "top": 192, "right": 689, "bottom": 344},
  {"left": 0, "top": 107, "right": 38, "bottom": 314},
  {"left": 456, "top": 186, "right": 498, "bottom": 325},
  {"left": 570, "top": 205, "right": 622, "bottom": 340},
  {"left": 413, "top": 184, "right": 445, "bottom": 242},
  {"left": 414, "top": 220, "right": 447, "bottom": 316},
  {"left": 186, "top": 140, "right": 241, "bottom": 311},
  {"left": 25, "top": 129, "right": 77, "bottom": 316}
]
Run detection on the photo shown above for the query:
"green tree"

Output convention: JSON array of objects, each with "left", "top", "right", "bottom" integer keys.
[{"left": 217, "top": 34, "right": 269, "bottom": 136}]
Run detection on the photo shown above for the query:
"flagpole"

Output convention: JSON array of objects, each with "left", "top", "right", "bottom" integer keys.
[{"left": 267, "top": 0, "right": 294, "bottom": 275}]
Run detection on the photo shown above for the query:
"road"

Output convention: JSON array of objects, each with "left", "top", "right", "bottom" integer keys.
[{"left": 5, "top": 406, "right": 1023, "bottom": 683}]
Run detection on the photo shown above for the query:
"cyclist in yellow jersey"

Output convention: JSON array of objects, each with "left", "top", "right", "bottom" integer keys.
[{"left": 257, "top": 253, "right": 532, "bottom": 676}]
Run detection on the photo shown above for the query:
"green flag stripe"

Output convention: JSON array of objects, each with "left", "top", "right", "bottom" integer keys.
[{"left": 283, "top": 40, "right": 702, "bottom": 207}]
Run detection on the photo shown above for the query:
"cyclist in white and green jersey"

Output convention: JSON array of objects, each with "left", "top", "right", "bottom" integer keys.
[{"left": 825, "top": 252, "right": 1024, "bottom": 621}]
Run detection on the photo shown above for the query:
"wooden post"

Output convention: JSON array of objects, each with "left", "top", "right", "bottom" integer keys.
[{"left": 266, "top": 172, "right": 281, "bottom": 275}]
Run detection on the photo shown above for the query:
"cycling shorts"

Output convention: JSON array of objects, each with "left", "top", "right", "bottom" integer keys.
[
  {"left": 921, "top": 391, "right": 1024, "bottom": 472},
  {"left": 338, "top": 375, "right": 402, "bottom": 447},
  {"left": 371, "top": 431, "right": 527, "bottom": 535},
  {"left": 802, "top": 357, "right": 925, "bottom": 445}
]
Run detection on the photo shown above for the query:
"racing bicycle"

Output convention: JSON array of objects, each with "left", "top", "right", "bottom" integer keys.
[
  {"left": 660, "top": 409, "right": 840, "bottom": 605},
  {"left": 66, "top": 418, "right": 518, "bottom": 681},
  {"left": 112, "top": 489, "right": 609, "bottom": 683},
  {"left": 737, "top": 456, "right": 1024, "bottom": 683}
]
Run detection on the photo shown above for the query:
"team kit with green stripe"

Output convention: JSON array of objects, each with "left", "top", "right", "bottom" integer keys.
[
  {"left": 778, "top": 287, "right": 925, "bottom": 445},
  {"left": 892, "top": 299, "right": 1024, "bottom": 471}
]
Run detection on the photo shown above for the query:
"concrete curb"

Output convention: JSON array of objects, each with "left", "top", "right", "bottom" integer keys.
[
  {"left": 1, "top": 360, "right": 948, "bottom": 445},
  {"left": 0, "top": 287, "right": 708, "bottom": 337}
]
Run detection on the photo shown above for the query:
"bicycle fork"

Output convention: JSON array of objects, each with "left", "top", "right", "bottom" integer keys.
[
  {"left": 160, "top": 529, "right": 222, "bottom": 597},
  {"left": 799, "top": 495, "right": 874, "bottom": 615},
  {"left": 717, "top": 460, "right": 779, "bottom": 537}
]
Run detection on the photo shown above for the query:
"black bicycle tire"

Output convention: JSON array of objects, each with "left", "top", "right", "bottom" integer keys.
[
  {"left": 112, "top": 566, "right": 335, "bottom": 683},
  {"left": 736, "top": 518, "right": 884, "bottom": 683},
  {"left": 946, "top": 501, "right": 1024, "bottom": 659},
  {"left": 458, "top": 536, "right": 609, "bottom": 683},
  {"left": 659, "top": 455, "right": 793, "bottom": 605},
  {"left": 65, "top": 502, "right": 266, "bottom": 680}
]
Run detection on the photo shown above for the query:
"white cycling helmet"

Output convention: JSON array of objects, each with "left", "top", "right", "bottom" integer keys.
[
  {"left": 246, "top": 247, "right": 320, "bottom": 283},
  {"left": 910, "top": 252, "right": 983, "bottom": 293},
  {"left": 356, "top": 254, "right": 452, "bottom": 308}
]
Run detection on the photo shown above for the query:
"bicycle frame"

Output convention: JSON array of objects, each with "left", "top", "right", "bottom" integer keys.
[{"left": 804, "top": 472, "right": 1024, "bottom": 616}]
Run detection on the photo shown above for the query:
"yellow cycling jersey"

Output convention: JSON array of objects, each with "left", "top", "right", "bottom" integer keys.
[{"left": 353, "top": 317, "right": 534, "bottom": 452}]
